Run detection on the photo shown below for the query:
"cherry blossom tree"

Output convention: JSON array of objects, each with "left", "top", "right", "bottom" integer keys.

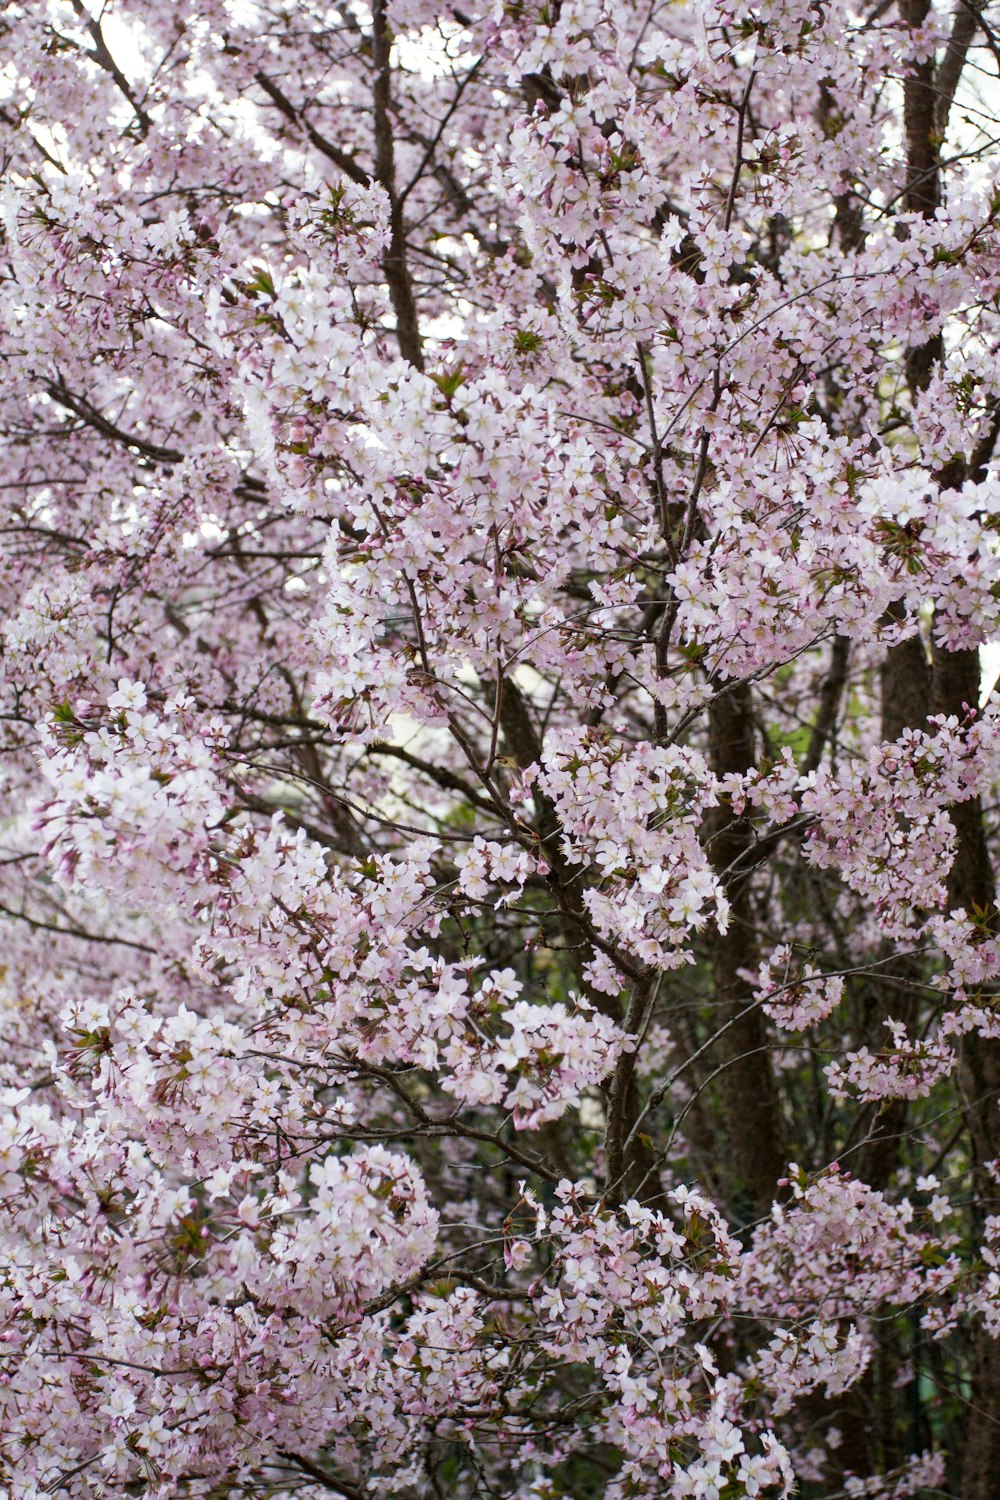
[{"left": 2, "top": 0, "right": 1000, "bottom": 1495}]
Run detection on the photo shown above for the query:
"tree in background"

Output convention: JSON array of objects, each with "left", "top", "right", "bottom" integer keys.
[{"left": 2, "top": 0, "right": 1000, "bottom": 1494}]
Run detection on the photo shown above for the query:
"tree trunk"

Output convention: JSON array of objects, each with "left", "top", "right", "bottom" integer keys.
[
  {"left": 931, "top": 643, "right": 1000, "bottom": 1494},
  {"left": 705, "top": 680, "right": 785, "bottom": 1217}
]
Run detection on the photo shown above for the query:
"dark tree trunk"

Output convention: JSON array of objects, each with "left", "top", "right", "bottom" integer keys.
[{"left": 705, "top": 680, "right": 785, "bottom": 1217}]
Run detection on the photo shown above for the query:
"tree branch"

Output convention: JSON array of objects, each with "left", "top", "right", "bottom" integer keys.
[
  {"left": 372, "top": 0, "right": 424, "bottom": 369},
  {"left": 254, "top": 73, "right": 371, "bottom": 187}
]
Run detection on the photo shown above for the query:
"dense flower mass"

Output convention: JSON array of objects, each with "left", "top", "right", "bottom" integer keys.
[{"left": 2, "top": 0, "right": 1000, "bottom": 1496}]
